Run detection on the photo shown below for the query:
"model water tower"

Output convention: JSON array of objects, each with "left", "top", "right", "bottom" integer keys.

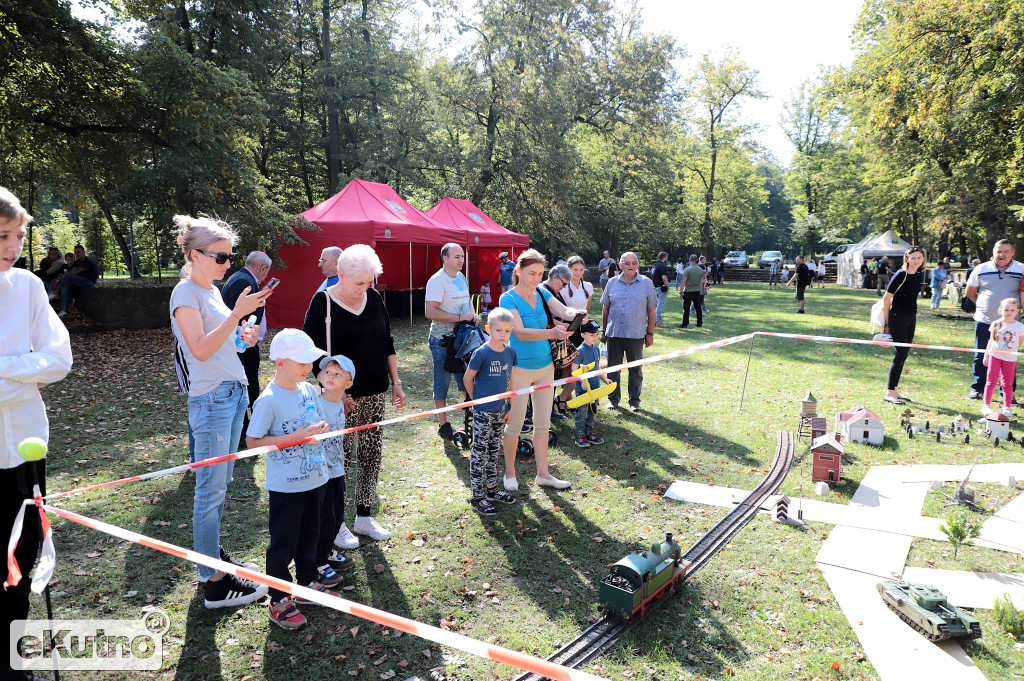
[{"left": 798, "top": 391, "right": 818, "bottom": 439}]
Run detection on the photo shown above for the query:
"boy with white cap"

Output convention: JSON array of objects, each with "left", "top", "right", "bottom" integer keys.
[
  {"left": 247, "top": 329, "right": 335, "bottom": 630},
  {"left": 315, "top": 353, "right": 358, "bottom": 575}
]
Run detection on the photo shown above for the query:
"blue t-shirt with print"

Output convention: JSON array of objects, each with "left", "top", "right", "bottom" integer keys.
[
  {"left": 499, "top": 286, "right": 553, "bottom": 370},
  {"left": 499, "top": 260, "right": 516, "bottom": 286},
  {"left": 467, "top": 344, "right": 517, "bottom": 412},
  {"left": 247, "top": 382, "right": 329, "bottom": 493},
  {"left": 317, "top": 395, "right": 346, "bottom": 479},
  {"left": 574, "top": 342, "right": 602, "bottom": 394}
]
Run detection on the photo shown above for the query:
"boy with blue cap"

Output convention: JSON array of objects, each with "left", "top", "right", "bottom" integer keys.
[{"left": 315, "top": 354, "right": 358, "bottom": 577}]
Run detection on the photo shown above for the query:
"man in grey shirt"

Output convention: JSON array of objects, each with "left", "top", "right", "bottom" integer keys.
[
  {"left": 965, "top": 239, "right": 1023, "bottom": 399},
  {"left": 678, "top": 254, "right": 705, "bottom": 328},
  {"left": 600, "top": 251, "right": 657, "bottom": 412},
  {"left": 598, "top": 250, "right": 615, "bottom": 286}
]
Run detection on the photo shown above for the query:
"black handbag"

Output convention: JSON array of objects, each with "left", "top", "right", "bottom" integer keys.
[{"left": 538, "top": 291, "right": 578, "bottom": 371}]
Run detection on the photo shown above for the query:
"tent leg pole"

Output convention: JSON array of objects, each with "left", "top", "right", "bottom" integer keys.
[{"left": 409, "top": 242, "right": 413, "bottom": 328}]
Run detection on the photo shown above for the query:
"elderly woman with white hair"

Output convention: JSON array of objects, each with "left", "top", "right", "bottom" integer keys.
[{"left": 303, "top": 244, "right": 406, "bottom": 544}]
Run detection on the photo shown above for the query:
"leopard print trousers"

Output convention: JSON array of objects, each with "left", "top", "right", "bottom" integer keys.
[{"left": 343, "top": 391, "right": 386, "bottom": 515}]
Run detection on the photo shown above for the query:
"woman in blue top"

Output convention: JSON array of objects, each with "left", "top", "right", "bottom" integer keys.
[{"left": 499, "top": 249, "right": 583, "bottom": 491}]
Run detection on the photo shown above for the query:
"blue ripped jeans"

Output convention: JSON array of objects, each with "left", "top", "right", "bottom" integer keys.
[{"left": 188, "top": 380, "right": 247, "bottom": 580}]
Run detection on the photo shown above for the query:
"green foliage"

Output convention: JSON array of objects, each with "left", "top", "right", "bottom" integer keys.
[
  {"left": 993, "top": 593, "right": 1024, "bottom": 640},
  {"left": 939, "top": 510, "right": 982, "bottom": 559}
]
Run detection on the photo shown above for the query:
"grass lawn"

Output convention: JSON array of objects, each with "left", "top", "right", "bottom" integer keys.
[{"left": 33, "top": 282, "right": 1024, "bottom": 680}]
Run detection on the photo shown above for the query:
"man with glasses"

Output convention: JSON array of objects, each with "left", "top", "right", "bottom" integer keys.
[
  {"left": 57, "top": 244, "right": 99, "bottom": 317},
  {"left": 965, "top": 239, "right": 1023, "bottom": 399},
  {"left": 316, "top": 246, "right": 343, "bottom": 293},
  {"left": 600, "top": 252, "right": 657, "bottom": 412}
]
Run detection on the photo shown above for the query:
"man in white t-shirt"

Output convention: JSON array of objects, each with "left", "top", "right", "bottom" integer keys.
[{"left": 425, "top": 243, "right": 480, "bottom": 441}]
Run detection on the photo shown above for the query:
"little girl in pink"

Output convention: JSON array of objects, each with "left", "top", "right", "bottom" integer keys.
[{"left": 982, "top": 297, "right": 1024, "bottom": 416}]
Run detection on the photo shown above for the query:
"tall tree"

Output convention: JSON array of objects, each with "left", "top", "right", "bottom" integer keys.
[{"left": 687, "top": 51, "right": 765, "bottom": 257}]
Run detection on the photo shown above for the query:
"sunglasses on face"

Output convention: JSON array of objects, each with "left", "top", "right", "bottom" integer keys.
[{"left": 198, "top": 249, "right": 237, "bottom": 265}]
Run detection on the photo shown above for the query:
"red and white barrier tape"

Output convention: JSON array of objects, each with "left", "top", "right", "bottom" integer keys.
[
  {"left": 30, "top": 501, "right": 604, "bottom": 681},
  {"left": 42, "top": 333, "right": 756, "bottom": 502},
  {"left": 753, "top": 331, "right": 1017, "bottom": 356}
]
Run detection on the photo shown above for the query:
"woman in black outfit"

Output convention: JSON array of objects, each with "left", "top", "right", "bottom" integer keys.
[
  {"left": 882, "top": 246, "right": 927, "bottom": 404},
  {"left": 303, "top": 244, "right": 406, "bottom": 543}
]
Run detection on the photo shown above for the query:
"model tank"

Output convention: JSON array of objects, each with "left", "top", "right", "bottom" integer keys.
[{"left": 876, "top": 580, "right": 982, "bottom": 641}]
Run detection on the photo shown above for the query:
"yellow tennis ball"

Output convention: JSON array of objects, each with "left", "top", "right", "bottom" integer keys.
[{"left": 17, "top": 437, "right": 48, "bottom": 462}]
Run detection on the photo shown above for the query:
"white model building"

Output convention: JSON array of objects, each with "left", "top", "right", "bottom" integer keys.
[
  {"left": 983, "top": 412, "right": 1011, "bottom": 440},
  {"left": 836, "top": 405, "right": 885, "bottom": 445}
]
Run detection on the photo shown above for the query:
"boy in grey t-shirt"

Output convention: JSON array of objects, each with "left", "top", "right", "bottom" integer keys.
[{"left": 314, "top": 354, "right": 359, "bottom": 578}]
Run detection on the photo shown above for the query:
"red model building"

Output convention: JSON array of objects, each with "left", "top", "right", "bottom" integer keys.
[{"left": 810, "top": 433, "right": 844, "bottom": 483}]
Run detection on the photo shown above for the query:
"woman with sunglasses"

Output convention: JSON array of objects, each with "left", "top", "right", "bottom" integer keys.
[
  {"left": 882, "top": 246, "right": 927, "bottom": 405},
  {"left": 170, "top": 214, "right": 274, "bottom": 608}
]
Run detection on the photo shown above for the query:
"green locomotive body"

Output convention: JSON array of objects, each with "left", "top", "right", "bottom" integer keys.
[
  {"left": 876, "top": 580, "right": 982, "bottom": 642},
  {"left": 599, "top": 533, "right": 685, "bottom": 619}
]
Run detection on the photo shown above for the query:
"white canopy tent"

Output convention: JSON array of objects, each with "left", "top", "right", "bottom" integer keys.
[{"left": 836, "top": 230, "right": 914, "bottom": 288}]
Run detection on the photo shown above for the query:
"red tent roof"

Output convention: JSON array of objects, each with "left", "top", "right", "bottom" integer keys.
[
  {"left": 266, "top": 179, "right": 466, "bottom": 328},
  {"left": 300, "top": 178, "right": 465, "bottom": 245},
  {"left": 426, "top": 197, "right": 529, "bottom": 248}
]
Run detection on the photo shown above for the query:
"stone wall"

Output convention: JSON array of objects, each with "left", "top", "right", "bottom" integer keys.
[{"left": 74, "top": 285, "right": 175, "bottom": 331}]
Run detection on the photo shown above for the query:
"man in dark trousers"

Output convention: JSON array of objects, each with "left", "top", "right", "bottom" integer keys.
[
  {"left": 786, "top": 255, "right": 811, "bottom": 313},
  {"left": 222, "top": 251, "right": 272, "bottom": 442},
  {"left": 57, "top": 244, "right": 99, "bottom": 317}
]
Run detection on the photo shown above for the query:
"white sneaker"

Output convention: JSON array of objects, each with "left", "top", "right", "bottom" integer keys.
[
  {"left": 352, "top": 516, "right": 391, "bottom": 541},
  {"left": 535, "top": 475, "right": 571, "bottom": 490},
  {"left": 333, "top": 523, "right": 359, "bottom": 550},
  {"left": 48, "top": 291, "right": 57, "bottom": 301},
  {"left": 503, "top": 475, "right": 519, "bottom": 491},
  {"left": 981, "top": 404, "right": 994, "bottom": 416},
  {"left": 1002, "top": 407, "right": 1014, "bottom": 417},
  {"left": 57, "top": 310, "right": 67, "bottom": 317}
]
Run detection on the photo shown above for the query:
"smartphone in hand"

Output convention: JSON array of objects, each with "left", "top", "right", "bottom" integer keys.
[{"left": 266, "top": 277, "right": 281, "bottom": 290}]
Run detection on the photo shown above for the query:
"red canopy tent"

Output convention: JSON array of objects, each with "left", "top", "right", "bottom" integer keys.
[
  {"left": 266, "top": 179, "right": 466, "bottom": 328},
  {"left": 426, "top": 197, "right": 530, "bottom": 294}
]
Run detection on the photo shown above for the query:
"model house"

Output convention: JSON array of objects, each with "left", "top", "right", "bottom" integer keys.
[
  {"left": 983, "top": 412, "right": 1011, "bottom": 440},
  {"left": 836, "top": 405, "right": 885, "bottom": 445},
  {"left": 810, "top": 417, "right": 827, "bottom": 442},
  {"left": 810, "top": 433, "right": 844, "bottom": 483}
]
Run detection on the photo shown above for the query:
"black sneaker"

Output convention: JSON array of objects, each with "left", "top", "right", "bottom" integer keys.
[
  {"left": 470, "top": 497, "right": 498, "bottom": 515},
  {"left": 438, "top": 422, "right": 456, "bottom": 441},
  {"left": 327, "top": 549, "right": 356, "bottom": 571},
  {"left": 485, "top": 489, "right": 518, "bottom": 505},
  {"left": 520, "top": 418, "right": 534, "bottom": 434},
  {"left": 796, "top": 309, "right": 805, "bottom": 314},
  {"left": 550, "top": 410, "right": 569, "bottom": 422},
  {"left": 967, "top": 390, "right": 982, "bottom": 400},
  {"left": 204, "top": 573, "right": 269, "bottom": 609},
  {"left": 220, "top": 547, "right": 258, "bottom": 571}
]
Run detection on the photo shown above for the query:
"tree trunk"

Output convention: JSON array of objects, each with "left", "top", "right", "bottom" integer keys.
[
  {"left": 699, "top": 120, "right": 718, "bottom": 259},
  {"left": 93, "top": 193, "right": 140, "bottom": 278},
  {"left": 322, "top": 0, "right": 339, "bottom": 195}
]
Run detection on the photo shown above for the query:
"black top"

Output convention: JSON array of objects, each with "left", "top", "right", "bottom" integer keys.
[
  {"left": 74, "top": 256, "right": 99, "bottom": 283},
  {"left": 796, "top": 263, "right": 810, "bottom": 286},
  {"left": 651, "top": 261, "right": 670, "bottom": 286},
  {"left": 302, "top": 288, "right": 397, "bottom": 398},
  {"left": 887, "top": 269, "right": 924, "bottom": 315},
  {"left": 877, "top": 260, "right": 889, "bottom": 275},
  {"left": 221, "top": 268, "right": 264, "bottom": 327}
]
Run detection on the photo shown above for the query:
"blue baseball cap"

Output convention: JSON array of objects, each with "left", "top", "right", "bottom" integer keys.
[
  {"left": 580, "top": 320, "right": 601, "bottom": 334},
  {"left": 319, "top": 354, "right": 356, "bottom": 380}
]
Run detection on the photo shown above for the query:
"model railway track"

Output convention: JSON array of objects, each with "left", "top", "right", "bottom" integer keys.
[{"left": 513, "top": 431, "right": 794, "bottom": 681}]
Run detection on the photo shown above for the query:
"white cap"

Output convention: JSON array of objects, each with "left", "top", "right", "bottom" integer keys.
[{"left": 270, "top": 328, "right": 326, "bottom": 363}]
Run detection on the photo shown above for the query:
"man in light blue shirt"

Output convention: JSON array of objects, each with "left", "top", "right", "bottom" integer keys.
[
  {"left": 315, "top": 246, "right": 342, "bottom": 293},
  {"left": 600, "top": 251, "right": 657, "bottom": 412}
]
